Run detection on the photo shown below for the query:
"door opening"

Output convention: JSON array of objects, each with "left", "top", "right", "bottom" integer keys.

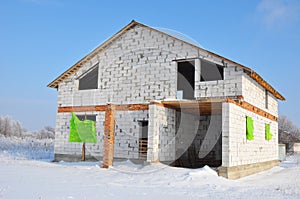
[
  {"left": 138, "top": 120, "right": 148, "bottom": 159},
  {"left": 177, "top": 61, "right": 195, "bottom": 100}
]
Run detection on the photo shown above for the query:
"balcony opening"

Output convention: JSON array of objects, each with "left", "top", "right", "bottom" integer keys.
[{"left": 200, "top": 60, "right": 223, "bottom": 82}]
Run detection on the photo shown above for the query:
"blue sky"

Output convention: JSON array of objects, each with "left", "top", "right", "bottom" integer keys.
[{"left": 0, "top": 0, "right": 299, "bottom": 130}]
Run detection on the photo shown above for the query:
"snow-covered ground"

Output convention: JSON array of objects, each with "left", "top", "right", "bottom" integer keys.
[{"left": 0, "top": 136, "right": 300, "bottom": 199}]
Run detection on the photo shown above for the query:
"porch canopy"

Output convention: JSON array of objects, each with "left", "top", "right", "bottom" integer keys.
[{"left": 160, "top": 99, "right": 223, "bottom": 115}]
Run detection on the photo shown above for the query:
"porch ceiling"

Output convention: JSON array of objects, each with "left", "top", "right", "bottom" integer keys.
[{"left": 161, "top": 99, "right": 222, "bottom": 115}]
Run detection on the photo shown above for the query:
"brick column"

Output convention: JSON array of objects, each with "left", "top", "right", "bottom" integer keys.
[{"left": 102, "top": 104, "right": 116, "bottom": 168}]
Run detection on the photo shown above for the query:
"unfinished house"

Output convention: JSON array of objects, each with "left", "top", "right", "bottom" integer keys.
[{"left": 48, "top": 20, "right": 285, "bottom": 179}]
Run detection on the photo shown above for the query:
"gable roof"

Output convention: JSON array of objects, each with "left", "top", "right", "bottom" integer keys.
[{"left": 47, "top": 20, "right": 285, "bottom": 101}]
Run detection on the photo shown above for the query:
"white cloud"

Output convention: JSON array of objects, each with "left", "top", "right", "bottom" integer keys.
[{"left": 257, "top": 0, "right": 299, "bottom": 29}]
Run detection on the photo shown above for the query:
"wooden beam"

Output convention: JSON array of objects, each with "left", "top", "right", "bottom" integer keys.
[
  {"left": 150, "top": 100, "right": 223, "bottom": 115},
  {"left": 249, "top": 72, "right": 285, "bottom": 101},
  {"left": 102, "top": 104, "right": 116, "bottom": 168},
  {"left": 58, "top": 105, "right": 107, "bottom": 113},
  {"left": 47, "top": 21, "right": 138, "bottom": 89},
  {"left": 58, "top": 104, "right": 149, "bottom": 113},
  {"left": 57, "top": 99, "right": 277, "bottom": 121},
  {"left": 224, "top": 99, "right": 277, "bottom": 121},
  {"left": 115, "top": 104, "right": 149, "bottom": 111}
]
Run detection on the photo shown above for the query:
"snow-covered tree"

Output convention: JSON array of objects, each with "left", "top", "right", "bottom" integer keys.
[
  {"left": 36, "top": 127, "right": 55, "bottom": 139},
  {"left": 278, "top": 115, "right": 300, "bottom": 141},
  {"left": 0, "top": 115, "right": 55, "bottom": 139},
  {"left": 0, "top": 116, "right": 4, "bottom": 135},
  {"left": 3, "top": 116, "right": 13, "bottom": 137},
  {"left": 13, "top": 121, "right": 22, "bottom": 137}
]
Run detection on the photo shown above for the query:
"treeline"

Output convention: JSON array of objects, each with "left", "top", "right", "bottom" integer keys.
[
  {"left": 278, "top": 115, "right": 300, "bottom": 140},
  {"left": 0, "top": 115, "right": 55, "bottom": 139}
]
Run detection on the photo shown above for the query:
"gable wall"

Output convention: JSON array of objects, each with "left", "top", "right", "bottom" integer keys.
[{"left": 57, "top": 25, "right": 251, "bottom": 107}]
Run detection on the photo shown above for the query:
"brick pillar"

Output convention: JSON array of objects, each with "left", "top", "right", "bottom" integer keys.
[{"left": 102, "top": 104, "right": 116, "bottom": 168}]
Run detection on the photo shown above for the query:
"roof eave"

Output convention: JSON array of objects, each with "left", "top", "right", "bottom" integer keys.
[
  {"left": 248, "top": 71, "right": 285, "bottom": 101},
  {"left": 47, "top": 20, "right": 139, "bottom": 88}
]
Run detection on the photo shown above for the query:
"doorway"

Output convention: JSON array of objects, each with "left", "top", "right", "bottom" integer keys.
[
  {"left": 177, "top": 61, "right": 195, "bottom": 100},
  {"left": 138, "top": 120, "right": 148, "bottom": 159}
]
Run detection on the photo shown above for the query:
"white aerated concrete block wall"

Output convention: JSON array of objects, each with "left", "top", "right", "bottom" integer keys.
[
  {"left": 54, "top": 112, "right": 105, "bottom": 158},
  {"left": 195, "top": 65, "right": 243, "bottom": 99},
  {"left": 57, "top": 24, "right": 246, "bottom": 108},
  {"left": 114, "top": 110, "right": 148, "bottom": 159},
  {"left": 158, "top": 107, "right": 176, "bottom": 162},
  {"left": 147, "top": 104, "right": 176, "bottom": 162},
  {"left": 55, "top": 110, "right": 149, "bottom": 160},
  {"left": 242, "top": 74, "right": 278, "bottom": 116},
  {"left": 57, "top": 25, "right": 207, "bottom": 107},
  {"left": 222, "top": 102, "right": 278, "bottom": 167}
]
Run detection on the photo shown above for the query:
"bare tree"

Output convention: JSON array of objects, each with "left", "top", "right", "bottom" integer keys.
[{"left": 278, "top": 115, "right": 300, "bottom": 141}]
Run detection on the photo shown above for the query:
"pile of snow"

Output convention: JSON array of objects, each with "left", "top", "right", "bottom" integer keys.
[{"left": 0, "top": 134, "right": 54, "bottom": 160}]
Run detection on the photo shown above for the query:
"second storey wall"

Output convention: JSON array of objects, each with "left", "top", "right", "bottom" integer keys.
[
  {"left": 56, "top": 24, "right": 254, "bottom": 107},
  {"left": 242, "top": 74, "right": 278, "bottom": 117}
]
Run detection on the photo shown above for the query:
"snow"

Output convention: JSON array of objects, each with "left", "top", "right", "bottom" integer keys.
[
  {"left": 1, "top": 136, "right": 300, "bottom": 198},
  {"left": 0, "top": 135, "right": 54, "bottom": 160}
]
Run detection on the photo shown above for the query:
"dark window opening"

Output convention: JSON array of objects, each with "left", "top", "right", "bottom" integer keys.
[
  {"left": 177, "top": 61, "right": 195, "bottom": 100},
  {"left": 138, "top": 120, "right": 148, "bottom": 140},
  {"left": 200, "top": 60, "right": 224, "bottom": 81},
  {"left": 79, "top": 65, "right": 99, "bottom": 90},
  {"left": 77, "top": 115, "right": 96, "bottom": 121}
]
